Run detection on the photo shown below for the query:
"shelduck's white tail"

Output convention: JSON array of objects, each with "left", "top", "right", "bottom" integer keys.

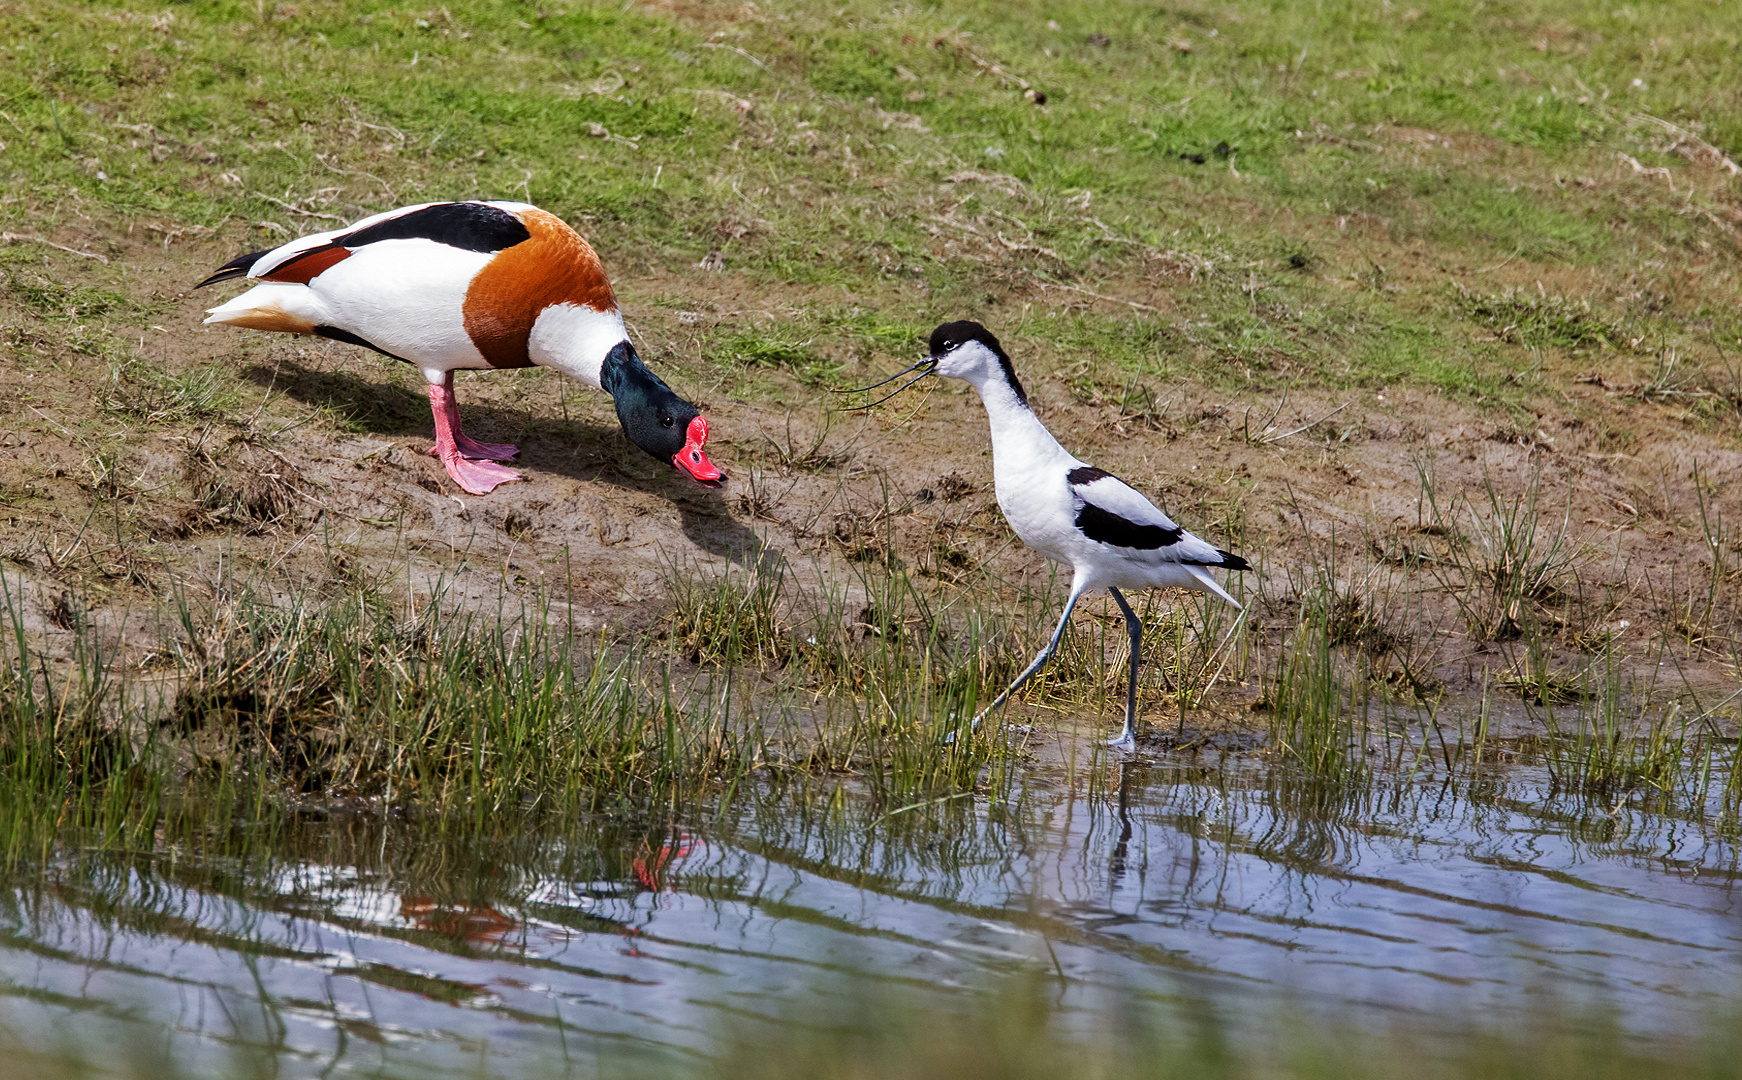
[
  {"left": 203, "top": 283, "right": 319, "bottom": 334},
  {"left": 1184, "top": 564, "right": 1241, "bottom": 608}
]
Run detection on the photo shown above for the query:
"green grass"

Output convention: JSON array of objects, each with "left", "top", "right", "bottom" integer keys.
[
  {"left": 665, "top": 550, "right": 791, "bottom": 666},
  {"left": 709, "top": 325, "right": 842, "bottom": 386},
  {"left": 6, "top": 0, "right": 1741, "bottom": 400},
  {"left": 1454, "top": 285, "right": 1637, "bottom": 352},
  {"left": 0, "top": 537, "right": 1058, "bottom": 839}
]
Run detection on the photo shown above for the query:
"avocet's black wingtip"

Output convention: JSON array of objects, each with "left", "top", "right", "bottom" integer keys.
[{"left": 1216, "top": 550, "right": 1251, "bottom": 572}]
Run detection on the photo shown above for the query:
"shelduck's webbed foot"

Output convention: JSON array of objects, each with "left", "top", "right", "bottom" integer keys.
[
  {"left": 440, "top": 451, "right": 521, "bottom": 495},
  {"left": 446, "top": 431, "right": 519, "bottom": 462},
  {"left": 426, "top": 380, "right": 520, "bottom": 491}
]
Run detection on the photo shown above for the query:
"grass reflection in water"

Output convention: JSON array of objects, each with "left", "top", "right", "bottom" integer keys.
[{"left": 0, "top": 749, "right": 1736, "bottom": 1079}]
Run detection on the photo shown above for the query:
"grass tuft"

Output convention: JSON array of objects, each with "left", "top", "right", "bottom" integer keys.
[
  {"left": 1417, "top": 461, "right": 1578, "bottom": 642},
  {"left": 104, "top": 359, "right": 240, "bottom": 425},
  {"left": 712, "top": 328, "right": 842, "bottom": 386},
  {"left": 1539, "top": 646, "right": 1690, "bottom": 802},
  {"left": 1267, "top": 587, "right": 1371, "bottom": 779},
  {"left": 665, "top": 555, "right": 789, "bottom": 667},
  {"left": 1453, "top": 286, "right": 1634, "bottom": 352}
]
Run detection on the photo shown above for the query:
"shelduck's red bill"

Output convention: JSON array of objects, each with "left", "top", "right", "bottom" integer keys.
[{"left": 673, "top": 416, "right": 725, "bottom": 486}]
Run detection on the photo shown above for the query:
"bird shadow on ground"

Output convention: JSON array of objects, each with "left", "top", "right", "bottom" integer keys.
[{"left": 242, "top": 359, "right": 781, "bottom": 569}]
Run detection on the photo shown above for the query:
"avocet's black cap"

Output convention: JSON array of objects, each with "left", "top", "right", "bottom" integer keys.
[
  {"left": 928, "top": 320, "right": 1003, "bottom": 359},
  {"left": 928, "top": 320, "right": 1026, "bottom": 405}
]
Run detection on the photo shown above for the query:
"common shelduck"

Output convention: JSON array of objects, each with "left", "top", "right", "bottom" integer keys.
[
  {"left": 195, "top": 200, "right": 723, "bottom": 494},
  {"left": 847, "top": 320, "right": 1249, "bottom": 751}
]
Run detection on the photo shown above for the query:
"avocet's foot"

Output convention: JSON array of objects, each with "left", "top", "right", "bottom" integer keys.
[
  {"left": 439, "top": 452, "right": 521, "bottom": 495},
  {"left": 443, "top": 431, "right": 519, "bottom": 462},
  {"left": 1105, "top": 730, "right": 1137, "bottom": 754}
]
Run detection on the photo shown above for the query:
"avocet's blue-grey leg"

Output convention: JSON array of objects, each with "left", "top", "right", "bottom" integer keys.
[
  {"left": 1107, "top": 588, "right": 1143, "bottom": 753},
  {"left": 970, "top": 575, "right": 1091, "bottom": 731}
]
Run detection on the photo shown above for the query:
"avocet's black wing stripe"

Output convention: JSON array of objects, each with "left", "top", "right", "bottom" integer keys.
[
  {"left": 1066, "top": 466, "right": 1113, "bottom": 485},
  {"left": 1076, "top": 501, "right": 1183, "bottom": 549},
  {"left": 1074, "top": 496, "right": 1245, "bottom": 565},
  {"left": 194, "top": 248, "right": 273, "bottom": 289},
  {"left": 1066, "top": 466, "right": 1186, "bottom": 546},
  {"left": 335, "top": 202, "right": 530, "bottom": 254},
  {"left": 1066, "top": 461, "right": 1243, "bottom": 565}
]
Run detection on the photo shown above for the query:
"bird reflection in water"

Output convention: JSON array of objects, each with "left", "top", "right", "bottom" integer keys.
[
  {"left": 1110, "top": 760, "right": 1137, "bottom": 882},
  {"left": 398, "top": 895, "right": 519, "bottom": 945},
  {"left": 633, "top": 831, "right": 700, "bottom": 892}
]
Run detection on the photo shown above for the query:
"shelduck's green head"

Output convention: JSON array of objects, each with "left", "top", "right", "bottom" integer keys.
[{"left": 599, "top": 341, "right": 724, "bottom": 485}]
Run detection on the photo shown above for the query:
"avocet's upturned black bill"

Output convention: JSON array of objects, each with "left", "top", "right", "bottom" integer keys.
[
  {"left": 910, "top": 319, "right": 1249, "bottom": 751},
  {"left": 836, "top": 357, "right": 937, "bottom": 409}
]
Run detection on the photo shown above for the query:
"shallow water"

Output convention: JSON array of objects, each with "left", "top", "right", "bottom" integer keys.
[{"left": 1, "top": 750, "right": 1738, "bottom": 1076}]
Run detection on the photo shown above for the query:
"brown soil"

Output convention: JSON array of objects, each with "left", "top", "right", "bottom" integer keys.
[{"left": 3, "top": 220, "right": 1739, "bottom": 743}]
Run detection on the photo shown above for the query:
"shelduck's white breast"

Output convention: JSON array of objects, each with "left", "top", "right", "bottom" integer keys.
[
  {"left": 526, "top": 305, "right": 627, "bottom": 388},
  {"left": 458, "top": 207, "right": 622, "bottom": 387}
]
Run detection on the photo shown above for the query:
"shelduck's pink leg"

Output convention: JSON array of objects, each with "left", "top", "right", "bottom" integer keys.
[
  {"left": 426, "top": 373, "right": 519, "bottom": 462},
  {"left": 426, "top": 378, "right": 520, "bottom": 495},
  {"left": 442, "top": 390, "right": 519, "bottom": 462}
]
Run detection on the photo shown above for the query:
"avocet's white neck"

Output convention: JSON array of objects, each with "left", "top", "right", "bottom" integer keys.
[
  {"left": 527, "top": 303, "right": 628, "bottom": 388},
  {"left": 958, "top": 367, "right": 1069, "bottom": 482}
]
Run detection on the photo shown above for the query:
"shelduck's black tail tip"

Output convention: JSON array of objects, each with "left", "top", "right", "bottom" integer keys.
[
  {"left": 194, "top": 249, "right": 270, "bottom": 290},
  {"left": 1216, "top": 549, "right": 1250, "bottom": 572}
]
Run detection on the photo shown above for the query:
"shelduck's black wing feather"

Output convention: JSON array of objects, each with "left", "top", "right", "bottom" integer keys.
[
  {"left": 195, "top": 249, "right": 272, "bottom": 289},
  {"left": 202, "top": 203, "right": 534, "bottom": 290},
  {"left": 334, "top": 202, "right": 530, "bottom": 253}
]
